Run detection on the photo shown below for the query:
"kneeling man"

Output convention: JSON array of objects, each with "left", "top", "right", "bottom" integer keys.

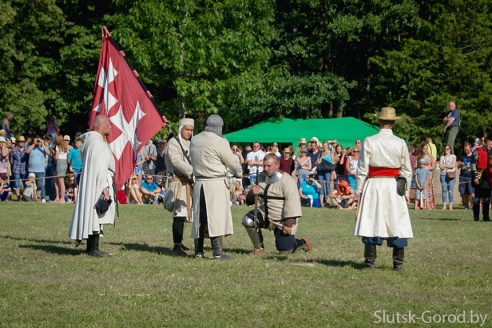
[{"left": 243, "top": 153, "right": 312, "bottom": 254}]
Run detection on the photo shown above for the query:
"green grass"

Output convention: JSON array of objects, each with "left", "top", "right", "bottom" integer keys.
[{"left": 0, "top": 202, "right": 491, "bottom": 327}]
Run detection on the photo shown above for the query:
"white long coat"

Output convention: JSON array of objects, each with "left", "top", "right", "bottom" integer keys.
[
  {"left": 354, "top": 129, "right": 413, "bottom": 238},
  {"left": 190, "top": 131, "right": 242, "bottom": 238},
  {"left": 68, "top": 131, "right": 115, "bottom": 240}
]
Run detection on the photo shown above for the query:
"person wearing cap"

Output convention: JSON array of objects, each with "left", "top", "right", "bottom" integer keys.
[
  {"left": 299, "top": 174, "right": 322, "bottom": 208},
  {"left": 354, "top": 107, "right": 413, "bottom": 271},
  {"left": 26, "top": 134, "right": 51, "bottom": 202},
  {"left": 164, "top": 118, "right": 195, "bottom": 256},
  {"left": 22, "top": 173, "right": 38, "bottom": 202},
  {"left": 0, "top": 175, "right": 12, "bottom": 201},
  {"left": 63, "top": 135, "right": 73, "bottom": 151},
  {"left": 68, "top": 115, "right": 115, "bottom": 257},
  {"left": 414, "top": 158, "right": 431, "bottom": 210},
  {"left": 293, "top": 138, "right": 307, "bottom": 159},
  {"left": 10, "top": 135, "right": 28, "bottom": 200},
  {"left": 279, "top": 147, "right": 295, "bottom": 175},
  {"left": 190, "top": 114, "right": 242, "bottom": 259},
  {"left": 0, "top": 136, "right": 10, "bottom": 179}
]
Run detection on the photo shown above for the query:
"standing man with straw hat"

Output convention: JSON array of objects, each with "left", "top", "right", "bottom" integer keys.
[{"left": 354, "top": 107, "right": 413, "bottom": 271}]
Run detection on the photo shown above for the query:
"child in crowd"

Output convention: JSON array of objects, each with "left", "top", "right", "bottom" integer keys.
[
  {"left": 64, "top": 175, "right": 78, "bottom": 203},
  {"left": 0, "top": 176, "right": 12, "bottom": 201},
  {"left": 414, "top": 158, "right": 431, "bottom": 210},
  {"left": 231, "top": 180, "right": 244, "bottom": 205},
  {"left": 23, "top": 173, "right": 37, "bottom": 202},
  {"left": 127, "top": 174, "right": 143, "bottom": 205},
  {"left": 328, "top": 179, "right": 356, "bottom": 210}
]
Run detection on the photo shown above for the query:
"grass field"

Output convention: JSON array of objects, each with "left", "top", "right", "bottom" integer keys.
[{"left": 0, "top": 202, "right": 491, "bottom": 327}]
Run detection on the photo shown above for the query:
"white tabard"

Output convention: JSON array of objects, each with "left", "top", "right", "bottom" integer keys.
[
  {"left": 354, "top": 129, "right": 413, "bottom": 238},
  {"left": 68, "top": 131, "right": 115, "bottom": 240},
  {"left": 190, "top": 131, "right": 242, "bottom": 238}
]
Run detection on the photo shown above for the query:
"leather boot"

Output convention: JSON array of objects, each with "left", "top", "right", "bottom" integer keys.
[
  {"left": 473, "top": 203, "right": 480, "bottom": 221},
  {"left": 89, "top": 232, "right": 110, "bottom": 257},
  {"left": 393, "top": 247, "right": 404, "bottom": 271},
  {"left": 211, "top": 236, "right": 232, "bottom": 260},
  {"left": 86, "top": 235, "right": 93, "bottom": 253},
  {"left": 482, "top": 202, "right": 490, "bottom": 221},
  {"left": 363, "top": 244, "right": 377, "bottom": 269},
  {"left": 294, "top": 237, "right": 312, "bottom": 253},
  {"left": 173, "top": 243, "right": 188, "bottom": 256},
  {"left": 194, "top": 238, "right": 204, "bottom": 258}
]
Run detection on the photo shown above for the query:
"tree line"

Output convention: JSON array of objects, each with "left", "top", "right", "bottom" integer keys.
[{"left": 1, "top": 0, "right": 491, "bottom": 152}]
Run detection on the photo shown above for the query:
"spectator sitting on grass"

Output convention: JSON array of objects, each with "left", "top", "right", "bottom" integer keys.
[
  {"left": 140, "top": 174, "right": 161, "bottom": 204},
  {"left": 127, "top": 174, "right": 143, "bottom": 205},
  {"left": 328, "top": 179, "right": 356, "bottom": 210},
  {"left": 0, "top": 176, "right": 12, "bottom": 201},
  {"left": 64, "top": 175, "right": 78, "bottom": 203}
]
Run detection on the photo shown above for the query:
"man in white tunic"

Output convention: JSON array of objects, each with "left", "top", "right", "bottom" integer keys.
[
  {"left": 68, "top": 115, "right": 115, "bottom": 257},
  {"left": 190, "top": 115, "right": 242, "bottom": 259},
  {"left": 164, "top": 118, "right": 194, "bottom": 255},
  {"left": 243, "top": 153, "right": 312, "bottom": 254},
  {"left": 354, "top": 107, "right": 413, "bottom": 270}
]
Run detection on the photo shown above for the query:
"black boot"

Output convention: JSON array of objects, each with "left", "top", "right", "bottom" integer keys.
[
  {"left": 173, "top": 217, "right": 188, "bottom": 249},
  {"left": 473, "top": 203, "right": 480, "bottom": 221},
  {"left": 89, "top": 232, "right": 110, "bottom": 257},
  {"left": 393, "top": 247, "right": 404, "bottom": 271},
  {"left": 363, "top": 244, "right": 377, "bottom": 269},
  {"left": 294, "top": 238, "right": 312, "bottom": 253},
  {"left": 86, "top": 235, "right": 93, "bottom": 253},
  {"left": 482, "top": 202, "right": 490, "bottom": 221},
  {"left": 211, "top": 236, "right": 232, "bottom": 260},
  {"left": 194, "top": 237, "right": 204, "bottom": 258},
  {"left": 173, "top": 243, "right": 188, "bottom": 256}
]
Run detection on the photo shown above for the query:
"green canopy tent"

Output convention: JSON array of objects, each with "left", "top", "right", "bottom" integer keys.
[{"left": 223, "top": 117, "right": 380, "bottom": 148}]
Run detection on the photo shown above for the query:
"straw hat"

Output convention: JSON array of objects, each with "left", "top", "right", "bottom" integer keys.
[
  {"left": 374, "top": 107, "right": 401, "bottom": 120},
  {"left": 299, "top": 138, "right": 307, "bottom": 144}
]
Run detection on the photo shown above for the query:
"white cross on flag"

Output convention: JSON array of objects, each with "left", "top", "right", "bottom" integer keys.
[{"left": 89, "top": 27, "right": 167, "bottom": 189}]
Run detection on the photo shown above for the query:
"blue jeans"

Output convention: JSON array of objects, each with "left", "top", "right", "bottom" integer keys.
[
  {"left": 45, "top": 165, "right": 56, "bottom": 201},
  {"left": 12, "top": 172, "right": 28, "bottom": 190},
  {"left": 317, "top": 172, "right": 332, "bottom": 199},
  {"left": 440, "top": 174, "right": 455, "bottom": 204},
  {"left": 32, "top": 172, "right": 45, "bottom": 199}
]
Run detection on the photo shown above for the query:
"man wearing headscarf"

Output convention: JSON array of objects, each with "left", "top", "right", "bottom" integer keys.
[
  {"left": 354, "top": 107, "right": 413, "bottom": 271},
  {"left": 190, "top": 114, "right": 242, "bottom": 259},
  {"left": 164, "top": 118, "right": 194, "bottom": 255}
]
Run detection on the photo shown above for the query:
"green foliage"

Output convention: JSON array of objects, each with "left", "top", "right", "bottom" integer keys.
[{"left": 0, "top": 0, "right": 491, "bottom": 145}]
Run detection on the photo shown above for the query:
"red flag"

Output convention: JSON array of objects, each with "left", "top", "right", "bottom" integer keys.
[{"left": 89, "top": 27, "right": 167, "bottom": 189}]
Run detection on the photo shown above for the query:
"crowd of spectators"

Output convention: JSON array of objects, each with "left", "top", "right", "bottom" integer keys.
[{"left": 0, "top": 113, "right": 84, "bottom": 204}]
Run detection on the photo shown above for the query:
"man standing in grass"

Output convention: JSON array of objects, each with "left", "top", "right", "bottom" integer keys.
[
  {"left": 68, "top": 115, "right": 115, "bottom": 257},
  {"left": 354, "top": 107, "right": 413, "bottom": 271},
  {"left": 242, "top": 153, "right": 312, "bottom": 255},
  {"left": 190, "top": 114, "right": 242, "bottom": 260},
  {"left": 164, "top": 118, "right": 194, "bottom": 255}
]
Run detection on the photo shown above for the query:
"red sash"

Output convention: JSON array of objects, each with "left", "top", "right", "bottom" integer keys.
[
  {"left": 368, "top": 166, "right": 400, "bottom": 177},
  {"left": 477, "top": 147, "right": 488, "bottom": 170}
]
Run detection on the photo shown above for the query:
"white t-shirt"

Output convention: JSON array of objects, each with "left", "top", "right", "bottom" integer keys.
[{"left": 246, "top": 150, "right": 265, "bottom": 174}]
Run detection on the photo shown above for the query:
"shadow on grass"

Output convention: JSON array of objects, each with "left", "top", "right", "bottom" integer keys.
[
  {"left": 109, "top": 242, "right": 176, "bottom": 256},
  {"left": 0, "top": 235, "right": 74, "bottom": 245},
  {"left": 19, "top": 244, "right": 84, "bottom": 255}
]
